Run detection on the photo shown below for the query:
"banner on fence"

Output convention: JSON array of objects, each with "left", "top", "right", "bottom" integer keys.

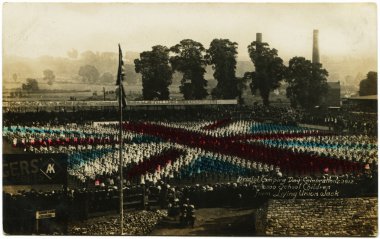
[{"left": 3, "top": 154, "right": 67, "bottom": 185}]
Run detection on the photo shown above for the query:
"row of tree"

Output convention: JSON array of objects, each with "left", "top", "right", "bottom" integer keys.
[{"left": 132, "top": 38, "right": 330, "bottom": 109}]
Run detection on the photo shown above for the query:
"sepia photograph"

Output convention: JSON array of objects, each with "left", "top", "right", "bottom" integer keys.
[{"left": 2, "top": 2, "right": 378, "bottom": 236}]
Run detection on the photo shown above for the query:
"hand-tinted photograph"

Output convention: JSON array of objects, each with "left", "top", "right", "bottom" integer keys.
[{"left": 2, "top": 2, "right": 377, "bottom": 236}]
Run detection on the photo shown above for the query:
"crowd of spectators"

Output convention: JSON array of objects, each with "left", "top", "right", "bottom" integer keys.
[
  {"left": 4, "top": 105, "right": 376, "bottom": 135},
  {"left": 3, "top": 188, "right": 68, "bottom": 234},
  {"left": 4, "top": 170, "right": 377, "bottom": 234},
  {"left": 298, "top": 110, "right": 377, "bottom": 135}
]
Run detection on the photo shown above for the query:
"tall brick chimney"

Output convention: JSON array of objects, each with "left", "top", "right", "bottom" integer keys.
[
  {"left": 256, "top": 33, "right": 262, "bottom": 43},
  {"left": 312, "top": 29, "right": 320, "bottom": 64}
]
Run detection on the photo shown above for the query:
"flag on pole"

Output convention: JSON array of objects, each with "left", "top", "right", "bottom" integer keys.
[
  {"left": 116, "top": 44, "right": 125, "bottom": 235},
  {"left": 116, "top": 44, "right": 127, "bottom": 108}
]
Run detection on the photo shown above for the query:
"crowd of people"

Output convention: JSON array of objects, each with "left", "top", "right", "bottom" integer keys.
[
  {"left": 2, "top": 104, "right": 377, "bottom": 235},
  {"left": 122, "top": 121, "right": 370, "bottom": 176},
  {"left": 169, "top": 199, "right": 196, "bottom": 228},
  {"left": 3, "top": 106, "right": 238, "bottom": 126},
  {"left": 4, "top": 170, "right": 377, "bottom": 234},
  {"left": 3, "top": 104, "right": 377, "bottom": 131},
  {"left": 299, "top": 110, "right": 377, "bottom": 135},
  {"left": 252, "top": 135, "right": 377, "bottom": 166},
  {"left": 3, "top": 116, "right": 376, "bottom": 185},
  {"left": 3, "top": 188, "right": 68, "bottom": 234}
]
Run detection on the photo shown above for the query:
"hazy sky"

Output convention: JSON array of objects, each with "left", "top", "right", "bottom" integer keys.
[{"left": 3, "top": 3, "right": 377, "bottom": 62}]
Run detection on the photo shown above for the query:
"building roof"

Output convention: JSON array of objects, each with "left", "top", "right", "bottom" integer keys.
[{"left": 348, "top": 95, "right": 377, "bottom": 100}]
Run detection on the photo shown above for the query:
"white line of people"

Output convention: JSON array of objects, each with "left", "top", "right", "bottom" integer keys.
[
  {"left": 250, "top": 134, "right": 377, "bottom": 165},
  {"left": 152, "top": 120, "right": 319, "bottom": 138}
]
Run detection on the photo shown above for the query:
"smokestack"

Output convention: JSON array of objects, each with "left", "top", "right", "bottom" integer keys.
[
  {"left": 312, "top": 29, "right": 320, "bottom": 64},
  {"left": 256, "top": 33, "right": 262, "bottom": 43}
]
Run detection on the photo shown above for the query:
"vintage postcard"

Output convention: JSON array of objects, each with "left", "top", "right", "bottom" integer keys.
[{"left": 2, "top": 2, "right": 377, "bottom": 236}]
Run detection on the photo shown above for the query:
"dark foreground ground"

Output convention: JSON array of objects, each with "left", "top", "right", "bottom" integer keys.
[
  {"left": 68, "top": 210, "right": 167, "bottom": 235},
  {"left": 67, "top": 207, "right": 256, "bottom": 236},
  {"left": 151, "top": 207, "right": 257, "bottom": 236}
]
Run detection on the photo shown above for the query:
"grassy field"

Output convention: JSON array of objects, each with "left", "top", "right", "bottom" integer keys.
[{"left": 3, "top": 79, "right": 291, "bottom": 106}]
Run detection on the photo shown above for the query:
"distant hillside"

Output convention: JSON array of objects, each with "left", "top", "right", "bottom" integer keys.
[
  {"left": 3, "top": 51, "right": 375, "bottom": 92},
  {"left": 321, "top": 55, "right": 377, "bottom": 85},
  {"left": 3, "top": 53, "right": 254, "bottom": 90}
]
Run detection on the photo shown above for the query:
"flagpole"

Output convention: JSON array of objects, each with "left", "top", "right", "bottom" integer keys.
[{"left": 118, "top": 44, "right": 124, "bottom": 235}]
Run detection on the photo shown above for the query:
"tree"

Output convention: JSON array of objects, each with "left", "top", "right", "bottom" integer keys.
[
  {"left": 247, "top": 40, "right": 286, "bottom": 106},
  {"left": 134, "top": 45, "right": 173, "bottom": 100},
  {"left": 12, "top": 73, "right": 18, "bottom": 82},
  {"left": 78, "top": 65, "right": 100, "bottom": 83},
  {"left": 80, "top": 51, "right": 97, "bottom": 64},
  {"left": 285, "top": 57, "right": 328, "bottom": 109},
  {"left": 205, "top": 39, "right": 239, "bottom": 99},
  {"left": 100, "top": 72, "right": 114, "bottom": 84},
  {"left": 43, "top": 69, "right": 55, "bottom": 85},
  {"left": 67, "top": 49, "right": 78, "bottom": 59},
  {"left": 22, "top": 78, "right": 39, "bottom": 92},
  {"left": 359, "top": 71, "right": 377, "bottom": 96},
  {"left": 170, "top": 39, "right": 208, "bottom": 100}
]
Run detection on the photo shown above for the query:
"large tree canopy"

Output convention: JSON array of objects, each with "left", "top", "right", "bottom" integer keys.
[
  {"left": 22, "top": 78, "right": 39, "bottom": 92},
  {"left": 78, "top": 65, "right": 100, "bottom": 83},
  {"left": 247, "top": 41, "right": 286, "bottom": 106},
  {"left": 134, "top": 45, "right": 173, "bottom": 100},
  {"left": 43, "top": 69, "right": 55, "bottom": 85},
  {"left": 359, "top": 71, "right": 377, "bottom": 96},
  {"left": 285, "top": 57, "right": 328, "bottom": 109},
  {"left": 100, "top": 72, "right": 114, "bottom": 84},
  {"left": 205, "top": 39, "right": 239, "bottom": 99},
  {"left": 170, "top": 39, "right": 208, "bottom": 100}
]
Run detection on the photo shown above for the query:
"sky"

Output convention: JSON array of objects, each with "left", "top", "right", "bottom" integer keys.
[{"left": 2, "top": 2, "right": 377, "bottom": 62}]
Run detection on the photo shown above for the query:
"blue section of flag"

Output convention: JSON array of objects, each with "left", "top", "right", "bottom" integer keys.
[{"left": 250, "top": 123, "right": 308, "bottom": 133}]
